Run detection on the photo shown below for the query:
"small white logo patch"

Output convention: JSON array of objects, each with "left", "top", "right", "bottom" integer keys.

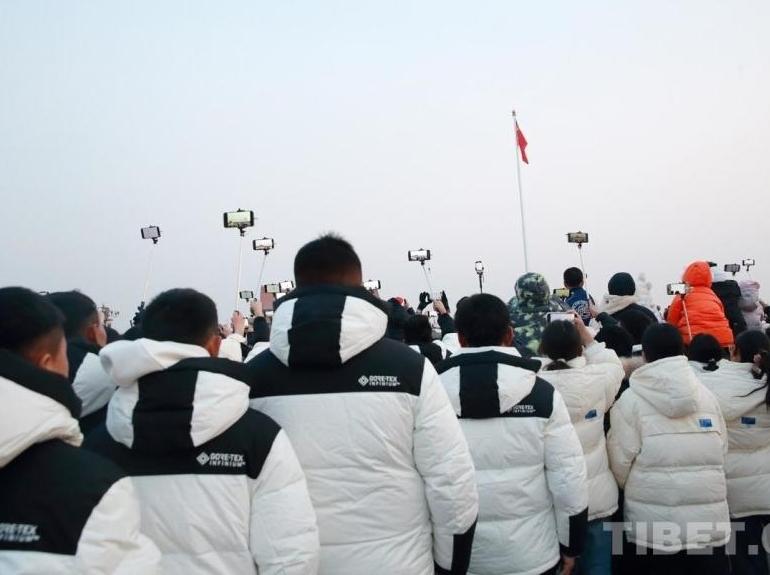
[
  {"left": 506, "top": 404, "right": 536, "bottom": 415},
  {"left": 197, "top": 452, "right": 245, "bottom": 469},
  {"left": 359, "top": 375, "right": 400, "bottom": 388},
  {"left": 0, "top": 523, "right": 40, "bottom": 543}
]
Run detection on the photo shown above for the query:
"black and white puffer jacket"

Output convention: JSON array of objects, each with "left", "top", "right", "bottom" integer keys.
[
  {"left": 0, "top": 349, "right": 160, "bottom": 574},
  {"left": 247, "top": 285, "right": 479, "bottom": 575},
  {"left": 67, "top": 337, "right": 116, "bottom": 433},
  {"left": 84, "top": 339, "right": 320, "bottom": 575},
  {"left": 436, "top": 347, "right": 589, "bottom": 575}
]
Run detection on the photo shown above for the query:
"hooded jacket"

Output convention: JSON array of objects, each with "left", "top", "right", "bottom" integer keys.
[
  {"left": 538, "top": 342, "right": 625, "bottom": 521},
  {"left": 0, "top": 349, "right": 160, "bottom": 574},
  {"left": 668, "top": 262, "right": 734, "bottom": 347},
  {"left": 84, "top": 339, "right": 320, "bottom": 575},
  {"left": 607, "top": 356, "right": 730, "bottom": 550},
  {"left": 247, "top": 285, "right": 479, "bottom": 575},
  {"left": 436, "top": 347, "right": 588, "bottom": 575},
  {"left": 738, "top": 280, "right": 764, "bottom": 331},
  {"left": 508, "top": 273, "right": 568, "bottom": 356},
  {"left": 599, "top": 295, "right": 657, "bottom": 345},
  {"left": 691, "top": 360, "right": 770, "bottom": 518},
  {"left": 66, "top": 337, "right": 116, "bottom": 433},
  {"left": 712, "top": 269, "right": 748, "bottom": 336}
]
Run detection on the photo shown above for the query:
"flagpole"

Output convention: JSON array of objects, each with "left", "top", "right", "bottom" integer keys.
[{"left": 512, "top": 110, "right": 530, "bottom": 273}]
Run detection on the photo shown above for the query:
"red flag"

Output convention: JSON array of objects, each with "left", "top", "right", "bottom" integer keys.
[{"left": 516, "top": 121, "right": 529, "bottom": 164}]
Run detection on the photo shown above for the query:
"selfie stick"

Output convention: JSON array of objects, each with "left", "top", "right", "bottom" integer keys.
[
  {"left": 141, "top": 233, "right": 160, "bottom": 305},
  {"left": 256, "top": 252, "right": 269, "bottom": 294},
  {"left": 234, "top": 228, "right": 247, "bottom": 311},
  {"left": 420, "top": 261, "right": 435, "bottom": 296},
  {"left": 680, "top": 292, "right": 693, "bottom": 342}
]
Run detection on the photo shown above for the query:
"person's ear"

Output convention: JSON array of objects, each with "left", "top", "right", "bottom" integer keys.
[
  {"left": 37, "top": 337, "right": 70, "bottom": 378},
  {"left": 502, "top": 325, "right": 514, "bottom": 347},
  {"left": 458, "top": 333, "right": 469, "bottom": 348},
  {"left": 203, "top": 333, "right": 222, "bottom": 358},
  {"left": 83, "top": 323, "right": 99, "bottom": 346}
]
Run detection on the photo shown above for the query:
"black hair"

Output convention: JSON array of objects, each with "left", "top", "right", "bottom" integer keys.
[
  {"left": 0, "top": 287, "right": 64, "bottom": 354},
  {"left": 142, "top": 289, "right": 218, "bottom": 346},
  {"left": 294, "top": 233, "right": 362, "bottom": 287},
  {"left": 404, "top": 315, "right": 433, "bottom": 345},
  {"left": 688, "top": 333, "right": 722, "bottom": 371},
  {"left": 47, "top": 290, "right": 97, "bottom": 338},
  {"left": 595, "top": 324, "right": 634, "bottom": 358},
  {"left": 563, "top": 267, "right": 584, "bottom": 289},
  {"left": 455, "top": 294, "right": 511, "bottom": 347},
  {"left": 540, "top": 320, "right": 582, "bottom": 371},
  {"left": 642, "top": 323, "right": 684, "bottom": 363},
  {"left": 735, "top": 330, "right": 770, "bottom": 406}
]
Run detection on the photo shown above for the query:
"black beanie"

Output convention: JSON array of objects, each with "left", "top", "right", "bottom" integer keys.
[{"left": 608, "top": 272, "right": 636, "bottom": 296}]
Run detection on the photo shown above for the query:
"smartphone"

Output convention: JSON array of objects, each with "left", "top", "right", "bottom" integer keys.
[
  {"left": 140, "top": 226, "right": 161, "bottom": 240},
  {"left": 408, "top": 249, "right": 431, "bottom": 262},
  {"left": 546, "top": 312, "right": 574, "bottom": 323},
  {"left": 667, "top": 283, "right": 687, "bottom": 295},
  {"left": 279, "top": 280, "right": 295, "bottom": 293},
  {"left": 724, "top": 264, "right": 741, "bottom": 274},
  {"left": 264, "top": 283, "right": 281, "bottom": 294},
  {"left": 223, "top": 210, "right": 255, "bottom": 229},
  {"left": 567, "top": 232, "right": 589, "bottom": 244},
  {"left": 253, "top": 237, "right": 275, "bottom": 251},
  {"left": 239, "top": 290, "right": 254, "bottom": 300},
  {"left": 553, "top": 288, "right": 570, "bottom": 299},
  {"left": 364, "top": 280, "right": 381, "bottom": 291},
  {"left": 742, "top": 258, "right": 755, "bottom": 267}
]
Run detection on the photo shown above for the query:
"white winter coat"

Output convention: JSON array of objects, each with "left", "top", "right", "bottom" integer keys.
[
  {"left": 438, "top": 346, "right": 589, "bottom": 575},
  {"left": 608, "top": 356, "right": 730, "bottom": 550},
  {"left": 0, "top": 349, "right": 160, "bottom": 574},
  {"left": 248, "top": 286, "right": 479, "bottom": 575},
  {"left": 90, "top": 339, "right": 320, "bottom": 575},
  {"left": 691, "top": 360, "right": 770, "bottom": 518},
  {"left": 538, "top": 342, "right": 625, "bottom": 520}
]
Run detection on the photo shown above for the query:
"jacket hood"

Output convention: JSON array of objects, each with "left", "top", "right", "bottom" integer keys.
[
  {"left": 102, "top": 339, "right": 251, "bottom": 453},
  {"left": 269, "top": 285, "right": 389, "bottom": 368},
  {"left": 739, "top": 280, "right": 760, "bottom": 308},
  {"left": 684, "top": 261, "right": 713, "bottom": 288},
  {"left": 440, "top": 347, "right": 542, "bottom": 416},
  {"left": 630, "top": 356, "right": 700, "bottom": 417},
  {"left": 0, "top": 350, "right": 82, "bottom": 468},
  {"left": 600, "top": 294, "right": 638, "bottom": 315},
  {"left": 514, "top": 273, "right": 551, "bottom": 308},
  {"left": 690, "top": 360, "right": 767, "bottom": 420}
]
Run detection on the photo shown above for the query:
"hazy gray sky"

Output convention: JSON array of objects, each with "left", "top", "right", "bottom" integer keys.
[{"left": 2, "top": 1, "right": 768, "bottom": 328}]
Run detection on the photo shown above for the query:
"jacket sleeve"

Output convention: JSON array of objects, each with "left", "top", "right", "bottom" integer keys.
[
  {"left": 219, "top": 334, "right": 246, "bottom": 361},
  {"left": 248, "top": 429, "right": 320, "bottom": 575},
  {"left": 247, "top": 317, "right": 271, "bottom": 345},
  {"left": 607, "top": 395, "right": 641, "bottom": 489},
  {"left": 437, "top": 313, "right": 456, "bottom": 337},
  {"left": 413, "top": 360, "right": 479, "bottom": 574},
  {"left": 667, "top": 296, "right": 683, "bottom": 328},
  {"left": 76, "top": 477, "right": 161, "bottom": 575},
  {"left": 544, "top": 389, "right": 589, "bottom": 557},
  {"left": 583, "top": 342, "right": 625, "bottom": 411}
]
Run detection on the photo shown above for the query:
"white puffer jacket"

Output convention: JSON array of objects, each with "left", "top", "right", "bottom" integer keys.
[
  {"left": 691, "top": 360, "right": 770, "bottom": 518},
  {"left": 438, "top": 347, "right": 588, "bottom": 575},
  {"left": 538, "top": 342, "right": 625, "bottom": 520},
  {"left": 0, "top": 349, "right": 160, "bottom": 574},
  {"left": 608, "top": 356, "right": 730, "bottom": 550},
  {"left": 247, "top": 286, "right": 479, "bottom": 575},
  {"left": 85, "top": 339, "right": 320, "bottom": 575}
]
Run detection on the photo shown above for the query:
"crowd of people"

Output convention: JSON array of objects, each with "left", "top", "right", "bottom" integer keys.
[{"left": 1, "top": 233, "right": 769, "bottom": 575}]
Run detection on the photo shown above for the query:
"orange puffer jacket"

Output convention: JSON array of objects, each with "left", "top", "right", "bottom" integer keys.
[{"left": 667, "top": 261, "right": 734, "bottom": 347}]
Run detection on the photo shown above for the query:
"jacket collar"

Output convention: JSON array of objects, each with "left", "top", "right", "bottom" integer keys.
[
  {"left": 0, "top": 349, "right": 81, "bottom": 417},
  {"left": 103, "top": 339, "right": 251, "bottom": 452},
  {"left": 270, "top": 284, "right": 389, "bottom": 368},
  {"left": 0, "top": 350, "right": 83, "bottom": 467}
]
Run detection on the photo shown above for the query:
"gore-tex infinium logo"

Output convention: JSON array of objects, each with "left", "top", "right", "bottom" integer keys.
[
  {"left": 196, "top": 452, "right": 245, "bottom": 468},
  {"left": 358, "top": 375, "right": 400, "bottom": 387}
]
